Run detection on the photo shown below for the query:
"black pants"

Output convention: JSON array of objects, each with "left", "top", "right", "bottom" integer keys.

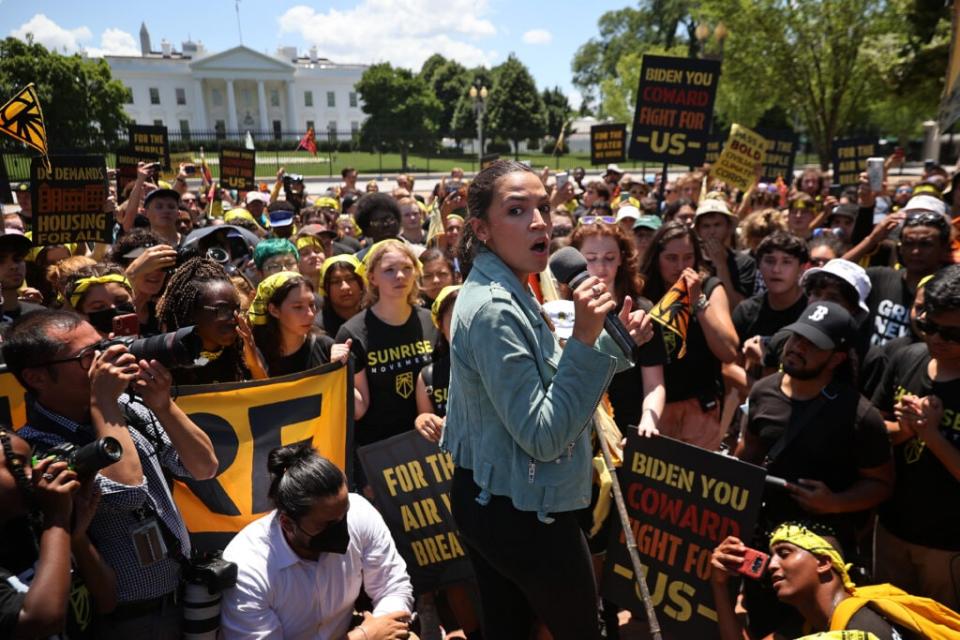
[{"left": 451, "top": 467, "right": 601, "bottom": 640}]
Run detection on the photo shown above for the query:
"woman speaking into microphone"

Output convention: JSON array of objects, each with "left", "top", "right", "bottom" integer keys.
[{"left": 443, "top": 161, "right": 649, "bottom": 639}]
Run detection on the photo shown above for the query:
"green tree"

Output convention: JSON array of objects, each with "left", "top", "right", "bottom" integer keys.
[
  {"left": 486, "top": 55, "right": 546, "bottom": 159},
  {"left": 0, "top": 36, "right": 130, "bottom": 151},
  {"left": 541, "top": 86, "right": 572, "bottom": 138},
  {"left": 355, "top": 62, "right": 442, "bottom": 170},
  {"left": 419, "top": 54, "right": 448, "bottom": 87},
  {"left": 422, "top": 59, "right": 469, "bottom": 140}
]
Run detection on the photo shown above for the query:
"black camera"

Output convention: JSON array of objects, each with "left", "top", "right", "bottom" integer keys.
[
  {"left": 101, "top": 326, "right": 204, "bottom": 369},
  {"left": 43, "top": 437, "right": 122, "bottom": 477},
  {"left": 183, "top": 552, "right": 238, "bottom": 594}
]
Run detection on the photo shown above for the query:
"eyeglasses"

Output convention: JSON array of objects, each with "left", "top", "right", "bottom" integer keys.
[
  {"left": 37, "top": 342, "right": 100, "bottom": 370},
  {"left": 201, "top": 302, "right": 241, "bottom": 321},
  {"left": 580, "top": 215, "right": 616, "bottom": 225},
  {"left": 916, "top": 316, "right": 960, "bottom": 342},
  {"left": 262, "top": 259, "right": 300, "bottom": 274}
]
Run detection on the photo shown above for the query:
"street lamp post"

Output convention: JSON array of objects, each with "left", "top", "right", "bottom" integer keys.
[
  {"left": 469, "top": 83, "right": 488, "bottom": 168},
  {"left": 696, "top": 21, "right": 728, "bottom": 60}
]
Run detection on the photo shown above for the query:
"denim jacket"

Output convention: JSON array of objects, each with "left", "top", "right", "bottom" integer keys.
[{"left": 441, "top": 248, "right": 631, "bottom": 522}]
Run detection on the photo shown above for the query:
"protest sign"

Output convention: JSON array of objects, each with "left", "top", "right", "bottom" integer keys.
[
  {"left": 591, "top": 123, "right": 627, "bottom": 166},
  {"left": 128, "top": 124, "right": 170, "bottom": 170},
  {"left": 710, "top": 124, "right": 767, "bottom": 192},
  {"left": 358, "top": 431, "right": 473, "bottom": 592},
  {"left": 0, "top": 366, "right": 28, "bottom": 431},
  {"left": 832, "top": 137, "right": 877, "bottom": 186},
  {"left": 30, "top": 155, "right": 110, "bottom": 245},
  {"left": 218, "top": 147, "right": 256, "bottom": 192},
  {"left": 171, "top": 362, "right": 352, "bottom": 552},
  {"left": 628, "top": 55, "right": 721, "bottom": 166},
  {"left": 603, "top": 435, "right": 765, "bottom": 639},
  {"left": 703, "top": 134, "right": 725, "bottom": 166},
  {"left": 756, "top": 128, "right": 799, "bottom": 183},
  {"left": 0, "top": 155, "right": 12, "bottom": 205},
  {"left": 115, "top": 146, "right": 160, "bottom": 194}
]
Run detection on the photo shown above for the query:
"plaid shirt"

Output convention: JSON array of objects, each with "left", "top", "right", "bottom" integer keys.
[{"left": 19, "top": 394, "right": 192, "bottom": 603}]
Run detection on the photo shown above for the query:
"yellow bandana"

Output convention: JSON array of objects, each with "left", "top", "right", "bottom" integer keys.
[
  {"left": 69, "top": 274, "right": 132, "bottom": 309},
  {"left": 224, "top": 207, "right": 258, "bottom": 226},
  {"left": 430, "top": 285, "right": 461, "bottom": 328},
  {"left": 248, "top": 271, "right": 301, "bottom": 325},
  {"left": 314, "top": 196, "right": 340, "bottom": 212},
  {"left": 296, "top": 236, "right": 324, "bottom": 253},
  {"left": 445, "top": 213, "right": 465, "bottom": 223},
  {"left": 769, "top": 523, "right": 856, "bottom": 593}
]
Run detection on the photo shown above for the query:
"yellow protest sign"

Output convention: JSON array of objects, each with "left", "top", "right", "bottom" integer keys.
[
  {"left": 710, "top": 124, "right": 767, "bottom": 192},
  {"left": 0, "top": 84, "right": 50, "bottom": 170},
  {"left": 171, "top": 362, "right": 352, "bottom": 551}
]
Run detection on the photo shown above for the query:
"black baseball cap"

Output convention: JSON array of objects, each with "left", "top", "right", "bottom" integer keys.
[
  {"left": 783, "top": 301, "right": 856, "bottom": 350},
  {"left": 828, "top": 203, "right": 858, "bottom": 221},
  {"left": 143, "top": 188, "right": 181, "bottom": 208}
]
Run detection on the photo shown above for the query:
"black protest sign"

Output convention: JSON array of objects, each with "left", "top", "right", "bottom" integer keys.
[
  {"left": 591, "top": 123, "right": 627, "bottom": 166},
  {"left": 219, "top": 147, "right": 256, "bottom": 192},
  {"left": 832, "top": 137, "right": 877, "bottom": 186},
  {"left": 703, "top": 134, "right": 725, "bottom": 166},
  {"left": 358, "top": 431, "right": 473, "bottom": 592},
  {"left": 115, "top": 146, "right": 160, "bottom": 195},
  {"left": 628, "top": 55, "right": 721, "bottom": 166},
  {"left": 30, "top": 155, "right": 110, "bottom": 245},
  {"left": 128, "top": 124, "right": 170, "bottom": 170},
  {"left": 756, "top": 129, "right": 799, "bottom": 183},
  {"left": 0, "top": 155, "right": 12, "bottom": 205},
  {"left": 602, "top": 436, "right": 765, "bottom": 639}
]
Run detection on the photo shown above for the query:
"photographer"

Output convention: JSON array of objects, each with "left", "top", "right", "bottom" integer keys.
[{"left": 3, "top": 310, "right": 218, "bottom": 638}]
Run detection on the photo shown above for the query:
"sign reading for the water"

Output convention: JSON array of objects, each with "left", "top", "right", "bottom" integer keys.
[
  {"left": 832, "top": 137, "right": 877, "bottom": 186},
  {"left": 603, "top": 435, "right": 765, "bottom": 639},
  {"left": 219, "top": 147, "right": 256, "bottom": 191},
  {"left": 591, "top": 123, "right": 627, "bottom": 165},
  {"left": 711, "top": 124, "right": 767, "bottom": 192},
  {"left": 30, "top": 155, "right": 110, "bottom": 245},
  {"left": 128, "top": 124, "right": 170, "bottom": 170},
  {"left": 358, "top": 431, "right": 473, "bottom": 592},
  {"left": 628, "top": 55, "right": 721, "bottom": 166}
]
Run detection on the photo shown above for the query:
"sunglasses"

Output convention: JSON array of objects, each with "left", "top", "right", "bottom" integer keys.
[
  {"left": 201, "top": 302, "right": 241, "bottom": 321},
  {"left": 580, "top": 215, "right": 616, "bottom": 225},
  {"left": 916, "top": 316, "right": 960, "bottom": 342},
  {"left": 904, "top": 211, "right": 947, "bottom": 228}
]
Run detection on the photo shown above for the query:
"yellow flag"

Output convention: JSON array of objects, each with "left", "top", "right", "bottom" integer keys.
[
  {"left": 0, "top": 84, "right": 50, "bottom": 169},
  {"left": 649, "top": 277, "right": 692, "bottom": 358}
]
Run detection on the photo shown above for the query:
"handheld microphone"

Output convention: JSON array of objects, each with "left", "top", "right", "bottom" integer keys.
[{"left": 549, "top": 246, "right": 636, "bottom": 357}]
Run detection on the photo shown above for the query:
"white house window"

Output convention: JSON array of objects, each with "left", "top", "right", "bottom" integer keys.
[
  {"left": 175, "top": 88, "right": 186, "bottom": 105},
  {"left": 179, "top": 120, "right": 190, "bottom": 137},
  {"left": 241, "top": 88, "right": 252, "bottom": 107},
  {"left": 270, "top": 90, "right": 280, "bottom": 107},
  {"left": 349, "top": 92, "right": 357, "bottom": 108},
  {"left": 124, "top": 86, "right": 134, "bottom": 104},
  {"left": 211, "top": 89, "right": 223, "bottom": 107},
  {"left": 327, "top": 120, "right": 337, "bottom": 142},
  {"left": 327, "top": 91, "right": 336, "bottom": 108},
  {"left": 149, "top": 88, "right": 160, "bottom": 105},
  {"left": 351, "top": 121, "right": 359, "bottom": 135},
  {"left": 305, "top": 91, "right": 313, "bottom": 107},
  {"left": 153, "top": 119, "right": 164, "bottom": 127},
  {"left": 306, "top": 120, "right": 315, "bottom": 132}
]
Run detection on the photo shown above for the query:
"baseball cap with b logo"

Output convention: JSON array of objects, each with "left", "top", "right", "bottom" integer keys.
[{"left": 783, "top": 301, "right": 856, "bottom": 350}]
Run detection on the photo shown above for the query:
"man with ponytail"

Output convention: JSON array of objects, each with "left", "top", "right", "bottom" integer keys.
[{"left": 220, "top": 443, "right": 413, "bottom": 639}]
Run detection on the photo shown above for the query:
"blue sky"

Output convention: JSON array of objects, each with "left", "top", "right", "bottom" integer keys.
[{"left": 1, "top": 0, "right": 631, "bottom": 107}]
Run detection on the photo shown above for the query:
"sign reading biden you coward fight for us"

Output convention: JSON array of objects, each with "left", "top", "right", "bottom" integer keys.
[
  {"left": 628, "top": 55, "right": 721, "bottom": 166},
  {"left": 591, "top": 123, "right": 627, "bottom": 166},
  {"left": 358, "top": 431, "right": 473, "bottom": 593},
  {"left": 603, "top": 435, "right": 765, "bottom": 639},
  {"left": 30, "top": 156, "right": 111, "bottom": 245},
  {"left": 219, "top": 147, "right": 257, "bottom": 192}
]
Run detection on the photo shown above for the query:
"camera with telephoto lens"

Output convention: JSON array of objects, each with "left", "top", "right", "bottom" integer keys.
[
  {"left": 100, "top": 326, "right": 205, "bottom": 369},
  {"left": 42, "top": 437, "right": 123, "bottom": 478},
  {"left": 181, "top": 552, "right": 238, "bottom": 638}
]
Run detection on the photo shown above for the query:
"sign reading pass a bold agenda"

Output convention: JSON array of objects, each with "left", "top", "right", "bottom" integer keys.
[
  {"left": 628, "top": 55, "right": 721, "bottom": 166},
  {"left": 219, "top": 147, "right": 256, "bottom": 191},
  {"left": 359, "top": 431, "right": 473, "bottom": 592},
  {"left": 603, "top": 435, "right": 765, "bottom": 639},
  {"left": 832, "top": 137, "right": 877, "bottom": 186},
  {"left": 590, "top": 123, "right": 627, "bottom": 166},
  {"left": 30, "top": 156, "right": 111, "bottom": 245},
  {"left": 711, "top": 124, "right": 767, "bottom": 192}
]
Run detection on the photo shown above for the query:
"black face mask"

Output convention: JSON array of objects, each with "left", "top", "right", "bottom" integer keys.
[
  {"left": 304, "top": 515, "right": 350, "bottom": 555},
  {"left": 87, "top": 302, "right": 136, "bottom": 335}
]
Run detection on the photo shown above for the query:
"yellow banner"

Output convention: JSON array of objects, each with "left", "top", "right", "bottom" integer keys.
[{"left": 710, "top": 124, "right": 767, "bottom": 192}]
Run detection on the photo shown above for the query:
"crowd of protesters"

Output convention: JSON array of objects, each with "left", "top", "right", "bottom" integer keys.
[{"left": 0, "top": 149, "right": 958, "bottom": 640}]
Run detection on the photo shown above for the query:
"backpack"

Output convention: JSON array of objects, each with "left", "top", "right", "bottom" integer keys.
[{"left": 830, "top": 583, "right": 960, "bottom": 640}]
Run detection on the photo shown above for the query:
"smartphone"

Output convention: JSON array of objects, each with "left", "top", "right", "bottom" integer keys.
[
  {"left": 445, "top": 180, "right": 462, "bottom": 195},
  {"left": 828, "top": 183, "right": 842, "bottom": 198},
  {"left": 183, "top": 165, "right": 197, "bottom": 175},
  {"left": 738, "top": 548, "right": 769, "bottom": 580},
  {"left": 112, "top": 313, "right": 140, "bottom": 337},
  {"left": 924, "top": 158, "right": 936, "bottom": 173},
  {"left": 866, "top": 157, "right": 884, "bottom": 192},
  {"left": 556, "top": 172, "right": 569, "bottom": 189}
]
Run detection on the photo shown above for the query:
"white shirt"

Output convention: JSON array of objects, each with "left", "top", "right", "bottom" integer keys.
[{"left": 220, "top": 494, "right": 413, "bottom": 639}]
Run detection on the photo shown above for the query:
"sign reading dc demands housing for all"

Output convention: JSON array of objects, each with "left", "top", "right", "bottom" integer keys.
[
  {"left": 591, "top": 123, "right": 627, "bottom": 166},
  {"left": 628, "top": 55, "right": 721, "bottom": 166},
  {"left": 128, "top": 124, "right": 170, "bottom": 170},
  {"left": 358, "top": 431, "right": 474, "bottom": 593},
  {"left": 219, "top": 147, "right": 256, "bottom": 191},
  {"left": 710, "top": 124, "right": 767, "bottom": 192},
  {"left": 832, "top": 137, "right": 877, "bottom": 186},
  {"left": 602, "top": 435, "right": 765, "bottom": 639},
  {"left": 30, "top": 155, "right": 110, "bottom": 245}
]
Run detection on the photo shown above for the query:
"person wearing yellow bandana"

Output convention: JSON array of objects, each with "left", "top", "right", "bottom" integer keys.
[
  {"left": 295, "top": 235, "right": 325, "bottom": 290},
  {"left": 63, "top": 266, "right": 135, "bottom": 337},
  {"left": 317, "top": 254, "right": 365, "bottom": 336},
  {"left": 709, "top": 521, "right": 960, "bottom": 640}
]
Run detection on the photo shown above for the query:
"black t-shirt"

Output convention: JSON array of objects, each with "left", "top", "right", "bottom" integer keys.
[
  {"left": 723, "top": 249, "right": 757, "bottom": 300},
  {"left": 607, "top": 297, "right": 669, "bottom": 430},
  {"left": 266, "top": 334, "right": 335, "bottom": 377},
  {"left": 316, "top": 305, "right": 349, "bottom": 338},
  {"left": 866, "top": 267, "right": 915, "bottom": 347},
  {"left": 4, "top": 300, "right": 44, "bottom": 321},
  {"left": 871, "top": 342, "right": 960, "bottom": 550},
  {"left": 733, "top": 293, "right": 808, "bottom": 347},
  {"left": 336, "top": 306, "right": 437, "bottom": 446},
  {"left": 661, "top": 277, "right": 724, "bottom": 403},
  {"left": 747, "top": 373, "right": 891, "bottom": 541},
  {"left": 172, "top": 347, "right": 248, "bottom": 386},
  {"left": 422, "top": 352, "right": 450, "bottom": 418},
  {"left": 846, "top": 604, "right": 910, "bottom": 640}
]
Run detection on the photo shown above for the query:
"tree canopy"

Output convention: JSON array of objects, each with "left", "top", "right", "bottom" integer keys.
[{"left": 486, "top": 55, "right": 546, "bottom": 158}]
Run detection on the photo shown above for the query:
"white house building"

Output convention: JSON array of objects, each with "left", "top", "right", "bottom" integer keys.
[{"left": 104, "top": 24, "right": 368, "bottom": 141}]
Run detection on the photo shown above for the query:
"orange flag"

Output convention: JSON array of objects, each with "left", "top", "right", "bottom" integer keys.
[{"left": 649, "top": 277, "right": 692, "bottom": 358}]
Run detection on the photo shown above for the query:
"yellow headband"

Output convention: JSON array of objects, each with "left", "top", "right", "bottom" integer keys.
[
  {"left": 296, "top": 236, "right": 324, "bottom": 252},
  {"left": 769, "top": 523, "right": 856, "bottom": 592},
  {"left": 314, "top": 196, "right": 341, "bottom": 212},
  {"left": 224, "top": 207, "right": 258, "bottom": 226},
  {"left": 247, "top": 271, "right": 302, "bottom": 326},
  {"left": 69, "top": 274, "right": 132, "bottom": 309},
  {"left": 445, "top": 213, "right": 465, "bottom": 224},
  {"left": 431, "top": 285, "right": 461, "bottom": 328},
  {"left": 319, "top": 254, "right": 364, "bottom": 296},
  {"left": 918, "top": 274, "right": 934, "bottom": 290}
]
